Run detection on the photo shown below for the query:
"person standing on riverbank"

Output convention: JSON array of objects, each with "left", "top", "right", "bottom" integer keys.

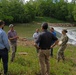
[
  {"left": 8, "top": 24, "right": 19, "bottom": 62},
  {"left": 50, "top": 27, "right": 56, "bottom": 57},
  {"left": 0, "top": 20, "right": 10, "bottom": 75},
  {"left": 34, "top": 23, "right": 58, "bottom": 75},
  {"left": 33, "top": 29, "right": 40, "bottom": 53},
  {"left": 57, "top": 29, "right": 68, "bottom": 62}
]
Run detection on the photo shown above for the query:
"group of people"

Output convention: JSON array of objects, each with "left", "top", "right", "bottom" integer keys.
[
  {"left": 33, "top": 23, "right": 68, "bottom": 75},
  {"left": 0, "top": 20, "right": 18, "bottom": 75},
  {"left": 0, "top": 20, "right": 68, "bottom": 75}
]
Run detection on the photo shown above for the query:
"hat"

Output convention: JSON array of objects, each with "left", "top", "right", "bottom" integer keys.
[
  {"left": 9, "top": 24, "right": 14, "bottom": 28},
  {"left": 41, "top": 22, "right": 48, "bottom": 29}
]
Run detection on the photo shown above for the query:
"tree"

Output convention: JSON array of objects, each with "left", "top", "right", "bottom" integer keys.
[{"left": 72, "top": 5, "right": 76, "bottom": 21}]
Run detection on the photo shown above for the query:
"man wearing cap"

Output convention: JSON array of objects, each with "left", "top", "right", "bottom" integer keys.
[
  {"left": 0, "top": 20, "right": 10, "bottom": 75},
  {"left": 8, "top": 24, "right": 19, "bottom": 62},
  {"left": 34, "top": 22, "right": 58, "bottom": 75}
]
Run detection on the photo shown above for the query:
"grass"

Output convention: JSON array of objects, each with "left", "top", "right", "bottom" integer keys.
[
  {"left": 34, "top": 17, "right": 65, "bottom": 23},
  {"left": 0, "top": 20, "right": 76, "bottom": 75},
  {"left": 5, "top": 22, "right": 41, "bottom": 38}
]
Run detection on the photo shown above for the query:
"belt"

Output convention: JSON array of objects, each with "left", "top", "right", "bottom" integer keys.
[
  {"left": 40, "top": 48, "right": 50, "bottom": 50},
  {"left": 0, "top": 48, "right": 7, "bottom": 50}
]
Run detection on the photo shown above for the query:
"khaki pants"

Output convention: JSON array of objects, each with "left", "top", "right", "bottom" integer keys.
[
  {"left": 39, "top": 49, "right": 50, "bottom": 75},
  {"left": 11, "top": 42, "right": 17, "bottom": 62}
]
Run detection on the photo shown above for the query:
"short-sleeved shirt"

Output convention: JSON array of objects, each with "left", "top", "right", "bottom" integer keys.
[
  {"left": 36, "top": 30, "right": 58, "bottom": 49},
  {"left": 8, "top": 30, "right": 17, "bottom": 43},
  {"left": 33, "top": 32, "right": 40, "bottom": 42}
]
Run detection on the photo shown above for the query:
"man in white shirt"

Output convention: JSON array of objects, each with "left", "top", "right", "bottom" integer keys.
[{"left": 33, "top": 29, "right": 40, "bottom": 53}]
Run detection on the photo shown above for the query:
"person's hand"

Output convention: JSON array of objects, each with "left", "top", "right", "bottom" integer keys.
[
  {"left": 58, "top": 41, "right": 62, "bottom": 46},
  {"left": 50, "top": 45, "right": 53, "bottom": 48},
  {"left": 16, "top": 36, "right": 19, "bottom": 39},
  {"left": 13, "top": 36, "right": 19, "bottom": 39},
  {"left": 34, "top": 43, "right": 36, "bottom": 47},
  {"left": 34, "top": 43, "right": 40, "bottom": 49}
]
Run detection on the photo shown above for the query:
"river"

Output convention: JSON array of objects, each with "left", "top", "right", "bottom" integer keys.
[{"left": 50, "top": 27, "right": 76, "bottom": 46}]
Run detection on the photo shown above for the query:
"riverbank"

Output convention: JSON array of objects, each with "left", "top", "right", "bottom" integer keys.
[{"left": 49, "top": 23, "right": 76, "bottom": 27}]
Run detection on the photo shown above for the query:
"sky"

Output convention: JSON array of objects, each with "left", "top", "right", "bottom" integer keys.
[{"left": 24, "top": 0, "right": 72, "bottom": 2}]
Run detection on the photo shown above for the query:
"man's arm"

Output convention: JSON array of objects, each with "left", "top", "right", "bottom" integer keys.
[
  {"left": 8, "top": 32, "right": 19, "bottom": 40},
  {"left": 2, "top": 31, "right": 10, "bottom": 50},
  {"left": 51, "top": 40, "right": 59, "bottom": 48},
  {"left": 34, "top": 43, "right": 40, "bottom": 49},
  {"left": 51, "top": 34, "right": 59, "bottom": 48},
  {"left": 9, "top": 36, "right": 19, "bottom": 40}
]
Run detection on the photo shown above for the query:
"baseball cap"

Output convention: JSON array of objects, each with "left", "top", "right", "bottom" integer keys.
[{"left": 9, "top": 24, "right": 14, "bottom": 28}]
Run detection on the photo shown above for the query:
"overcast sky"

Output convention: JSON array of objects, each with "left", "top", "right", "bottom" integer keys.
[{"left": 24, "top": 0, "right": 72, "bottom": 2}]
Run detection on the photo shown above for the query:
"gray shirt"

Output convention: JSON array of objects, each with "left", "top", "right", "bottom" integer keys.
[{"left": 8, "top": 30, "right": 17, "bottom": 43}]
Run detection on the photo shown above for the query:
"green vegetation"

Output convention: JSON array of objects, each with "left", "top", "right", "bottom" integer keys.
[
  {"left": 0, "top": 23, "right": 76, "bottom": 75},
  {"left": 0, "top": 0, "right": 76, "bottom": 23},
  {"left": 34, "top": 17, "right": 65, "bottom": 23},
  {"left": 0, "top": 0, "right": 76, "bottom": 74}
]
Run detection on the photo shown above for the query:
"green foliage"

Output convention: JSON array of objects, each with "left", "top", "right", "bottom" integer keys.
[
  {"left": 0, "top": 0, "right": 36, "bottom": 23},
  {"left": 33, "top": 0, "right": 76, "bottom": 22},
  {"left": 34, "top": 17, "right": 64, "bottom": 23},
  {"left": 73, "top": 5, "right": 76, "bottom": 21},
  {"left": 0, "top": 0, "right": 76, "bottom": 23}
]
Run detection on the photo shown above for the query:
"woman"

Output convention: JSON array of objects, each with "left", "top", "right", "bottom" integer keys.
[{"left": 57, "top": 29, "right": 68, "bottom": 62}]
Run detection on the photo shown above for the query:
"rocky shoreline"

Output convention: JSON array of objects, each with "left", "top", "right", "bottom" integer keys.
[{"left": 49, "top": 23, "right": 76, "bottom": 27}]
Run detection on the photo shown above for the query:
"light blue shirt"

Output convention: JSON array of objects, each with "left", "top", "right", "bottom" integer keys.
[{"left": 0, "top": 28, "right": 10, "bottom": 50}]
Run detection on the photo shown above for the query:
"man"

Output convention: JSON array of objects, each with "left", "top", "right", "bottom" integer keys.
[
  {"left": 34, "top": 23, "right": 58, "bottom": 75},
  {"left": 8, "top": 24, "right": 19, "bottom": 62},
  {"left": 33, "top": 29, "right": 40, "bottom": 53},
  {"left": 50, "top": 27, "right": 56, "bottom": 57},
  {"left": 50, "top": 27, "right": 56, "bottom": 36},
  {"left": 0, "top": 20, "right": 10, "bottom": 75},
  {"left": 33, "top": 29, "right": 40, "bottom": 42}
]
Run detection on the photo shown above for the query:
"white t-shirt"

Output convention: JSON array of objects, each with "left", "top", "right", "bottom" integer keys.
[{"left": 33, "top": 32, "right": 40, "bottom": 42}]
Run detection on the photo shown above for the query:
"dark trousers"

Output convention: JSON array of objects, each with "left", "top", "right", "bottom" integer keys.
[
  {"left": 0, "top": 48, "right": 8, "bottom": 74},
  {"left": 50, "top": 48, "right": 53, "bottom": 57}
]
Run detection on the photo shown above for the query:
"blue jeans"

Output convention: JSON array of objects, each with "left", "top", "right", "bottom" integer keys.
[{"left": 0, "top": 48, "right": 8, "bottom": 74}]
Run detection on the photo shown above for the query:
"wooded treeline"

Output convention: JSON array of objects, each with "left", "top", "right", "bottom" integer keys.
[{"left": 0, "top": 0, "right": 76, "bottom": 23}]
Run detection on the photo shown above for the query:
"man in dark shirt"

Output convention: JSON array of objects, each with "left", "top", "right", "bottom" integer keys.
[{"left": 34, "top": 23, "right": 58, "bottom": 75}]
